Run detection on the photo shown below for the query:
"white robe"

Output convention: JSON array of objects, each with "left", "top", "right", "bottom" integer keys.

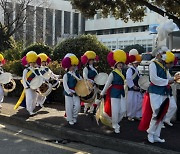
[
  {"left": 126, "top": 66, "right": 143, "bottom": 118},
  {"left": 147, "top": 61, "right": 172, "bottom": 137},
  {"left": 101, "top": 72, "right": 126, "bottom": 130},
  {"left": 0, "top": 67, "right": 4, "bottom": 104},
  {"left": 63, "top": 72, "right": 80, "bottom": 123},
  {"left": 22, "top": 67, "right": 38, "bottom": 113}
]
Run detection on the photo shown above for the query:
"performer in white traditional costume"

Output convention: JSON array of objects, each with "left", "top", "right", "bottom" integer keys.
[
  {"left": 0, "top": 54, "right": 6, "bottom": 108},
  {"left": 62, "top": 53, "right": 81, "bottom": 125},
  {"left": 22, "top": 51, "right": 40, "bottom": 115},
  {"left": 100, "top": 49, "right": 127, "bottom": 133},
  {"left": 139, "top": 46, "right": 179, "bottom": 143},
  {"left": 126, "top": 49, "right": 143, "bottom": 121},
  {"left": 81, "top": 51, "right": 99, "bottom": 113},
  {"left": 164, "top": 52, "right": 177, "bottom": 126},
  {"left": 36, "top": 53, "right": 60, "bottom": 107}
]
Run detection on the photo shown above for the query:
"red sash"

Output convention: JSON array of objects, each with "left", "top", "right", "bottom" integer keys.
[{"left": 104, "top": 85, "right": 124, "bottom": 117}]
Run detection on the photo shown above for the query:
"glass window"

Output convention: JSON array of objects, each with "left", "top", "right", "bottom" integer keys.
[
  {"left": 132, "top": 27, "right": 139, "bottom": 32},
  {"left": 97, "top": 30, "right": 103, "bottom": 35},
  {"left": 141, "top": 26, "right": 148, "bottom": 32},
  {"left": 64, "top": 11, "right": 71, "bottom": 34},
  {"left": 55, "top": 10, "right": 62, "bottom": 44},
  {"left": 46, "top": 8, "right": 53, "bottom": 46}
]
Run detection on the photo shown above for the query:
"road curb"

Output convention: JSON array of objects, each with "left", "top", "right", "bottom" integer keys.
[{"left": 0, "top": 113, "right": 178, "bottom": 154}]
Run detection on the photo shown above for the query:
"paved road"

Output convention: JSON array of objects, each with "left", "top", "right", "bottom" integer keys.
[
  {"left": 0, "top": 123, "right": 122, "bottom": 154},
  {"left": 1, "top": 97, "right": 180, "bottom": 153}
]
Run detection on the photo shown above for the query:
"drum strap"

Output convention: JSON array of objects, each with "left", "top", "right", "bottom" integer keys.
[
  {"left": 29, "top": 67, "right": 47, "bottom": 81},
  {"left": 153, "top": 60, "right": 167, "bottom": 75},
  {"left": 68, "top": 72, "right": 80, "bottom": 81},
  {"left": 113, "top": 69, "right": 125, "bottom": 81}
]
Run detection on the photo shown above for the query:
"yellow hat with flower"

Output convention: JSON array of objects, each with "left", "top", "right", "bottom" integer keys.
[
  {"left": 165, "top": 51, "right": 175, "bottom": 63},
  {"left": 0, "top": 54, "right": 4, "bottom": 62},
  {"left": 26, "top": 51, "right": 38, "bottom": 63},
  {"left": 107, "top": 49, "right": 127, "bottom": 67}
]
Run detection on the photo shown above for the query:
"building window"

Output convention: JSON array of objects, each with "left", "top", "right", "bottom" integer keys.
[
  {"left": 103, "top": 29, "right": 110, "bottom": 35},
  {"left": 26, "top": 5, "right": 34, "bottom": 46},
  {"left": 125, "top": 27, "right": 129, "bottom": 33},
  {"left": 46, "top": 8, "right": 53, "bottom": 46},
  {"left": 132, "top": 27, "right": 139, "bottom": 32},
  {"left": 110, "top": 29, "right": 115, "bottom": 34},
  {"left": 141, "top": 25, "right": 148, "bottom": 32},
  {"left": 15, "top": 3, "right": 24, "bottom": 41},
  {"left": 97, "top": 30, "right": 103, "bottom": 35},
  {"left": 64, "top": 11, "right": 71, "bottom": 34},
  {"left": 117, "top": 28, "right": 124, "bottom": 33},
  {"left": 55, "top": 10, "right": 62, "bottom": 44},
  {"left": 73, "top": 13, "right": 79, "bottom": 35},
  {"left": 4, "top": 2, "right": 13, "bottom": 29},
  {"left": 36, "top": 7, "right": 43, "bottom": 43}
]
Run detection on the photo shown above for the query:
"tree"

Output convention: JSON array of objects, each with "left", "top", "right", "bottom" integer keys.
[
  {"left": 0, "top": 23, "right": 16, "bottom": 51},
  {"left": 71, "top": 0, "right": 180, "bottom": 28},
  {"left": 0, "top": 0, "right": 48, "bottom": 50},
  {"left": 123, "top": 44, "right": 146, "bottom": 54},
  {"left": 53, "top": 34, "right": 110, "bottom": 73}
]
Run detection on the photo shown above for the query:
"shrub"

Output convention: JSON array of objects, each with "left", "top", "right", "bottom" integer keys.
[
  {"left": 22, "top": 43, "right": 53, "bottom": 57},
  {"left": 3, "top": 42, "right": 23, "bottom": 61},
  {"left": 53, "top": 34, "right": 110, "bottom": 73},
  {"left": 48, "top": 60, "right": 64, "bottom": 75},
  {"left": 3, "top": 60, "right": 24, "bottom": 76},
  {"left": 123, "top": 44, "right": 146, "bottom": 54}
]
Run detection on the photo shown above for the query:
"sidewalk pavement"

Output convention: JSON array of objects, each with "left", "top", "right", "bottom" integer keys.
[{"left": 0, "top": 97, "right": 180, "bottom": 154}]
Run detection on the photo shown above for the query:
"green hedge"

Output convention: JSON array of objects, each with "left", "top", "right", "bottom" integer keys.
[
  {"left": 53, "top": 34, "right": 111, "bottom": 73},
  {"left": 22, "top": 43, "right": 53, "bottom": 57},
  {"left": 123, "top": 44, "right": 146, "bottom": 54},
  {"left": 3, "top": 60, "right": 24, "bottom": 77}
]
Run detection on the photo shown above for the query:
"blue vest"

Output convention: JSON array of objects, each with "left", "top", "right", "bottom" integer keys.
[
  {"left": 64, "top": 72, "right": 80, "bottom": 96},
  {"left": 110, "top": 71, "right": 125, "bottom": 98},
  {"left": 128, "top": 68, "right": 140, "bottom": 91},
  {"left": 40, "top": 67, "right": 49, "bottom": 75},
  {"left": 148, "top": 61, "right": 170, "bottom": 96},
  {"left": 87, "top": 66, "right": 97, "bottom": 80}
]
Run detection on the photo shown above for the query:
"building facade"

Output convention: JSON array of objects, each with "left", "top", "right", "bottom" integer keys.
[
  {"left": 85, "top": 9, "right": 164, "bottom": 52},
  {"left": 0, "top": 0, "right": 85, "bottom": 46}
]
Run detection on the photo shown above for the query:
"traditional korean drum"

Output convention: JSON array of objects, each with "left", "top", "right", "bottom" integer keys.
[{"left": 75, "top": 79, "right": 96, "bottom": 103}]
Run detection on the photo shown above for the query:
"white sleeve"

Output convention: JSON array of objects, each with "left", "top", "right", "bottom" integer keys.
[
  {"left": 101, "top": 73, "right": 113, "bottom": 95},
  {"left": 63, "top": 74, "right": 71, "bottom": 95},
  {"left": 22, "top": 69, "right": 29, "bottom": 89},
  {"left": 126, "top": 68, "right": 134, "bottom": 88},
  {"left": 167, "top": 70, "right": 174, "bottom": 80},
  {"left": 83, "top": 67, "right": 88, "bottom": 79},
  {"left": 49, "top": 69, "right": 60, "bottom": 79},
  {"left": 149, "top": 62, "right": 169, "bottom": 86}
]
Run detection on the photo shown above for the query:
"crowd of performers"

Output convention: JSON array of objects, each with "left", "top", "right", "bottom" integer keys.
[{"left": 0, "top": 46, "right": 180, "bottom": 144}]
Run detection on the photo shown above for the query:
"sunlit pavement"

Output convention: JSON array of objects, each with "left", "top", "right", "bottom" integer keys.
[{"left": 0, "top": 97, "right": 180, "bottom": 153}]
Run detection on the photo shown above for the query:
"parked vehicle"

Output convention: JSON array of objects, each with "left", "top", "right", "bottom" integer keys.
[{"left": 138, "top": 52, "right": 153, "bottom": 75}]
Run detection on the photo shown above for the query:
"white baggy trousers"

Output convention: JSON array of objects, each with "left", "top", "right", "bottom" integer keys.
[
  {"left": 0, "top": 85, "right": 4, "bottom": 104},
  {"left": 165, "top": 96, "right": 177, "bottom": 123},
  {"left": 127, "top": 91, "right": 142, "bottom": 118},
  {"left": 65, "top": 95, "right": 80, "bottom": 122},
  {"left": 37, "top": 94, "right": 46, "bottom": 107},
  {"left": 25, "top": 88, "right": 38, "bottom": 113},
  {"left": 147, "top": 93, "right": 167, "bottom": 137},
  {"left": 111, "top": 97, "right": 126, "bottom": 129}
]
